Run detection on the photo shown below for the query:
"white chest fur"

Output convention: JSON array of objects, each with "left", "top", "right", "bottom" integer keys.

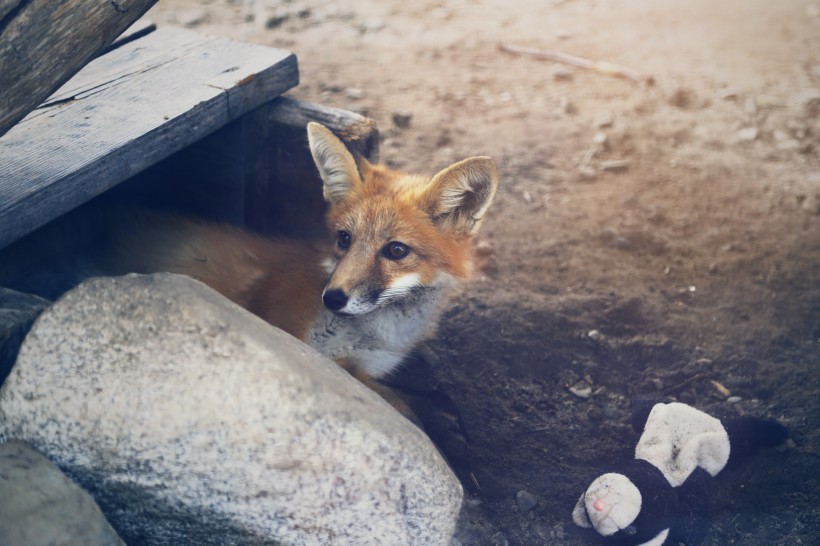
[{"left": 306, "top": 284, "right": 453, "bottom": 378}]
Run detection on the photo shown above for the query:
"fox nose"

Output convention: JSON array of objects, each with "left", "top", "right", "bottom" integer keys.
[{"left": 322, "top": 289, "right": 348, "bottom": 311}]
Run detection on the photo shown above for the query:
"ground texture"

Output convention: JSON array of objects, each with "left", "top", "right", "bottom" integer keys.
[{"left": 151, "top": 1, "right": 819, "bottom": 543}]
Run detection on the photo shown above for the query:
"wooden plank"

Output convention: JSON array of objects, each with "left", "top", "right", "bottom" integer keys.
[
  {"left": 0, "top": 0, "right": 159, "bottom": 138},
  {"left": 102, "top": 98, "right": 378, "bottom": 236},
  {"left": 0, "top": 26, "right": 299, "bottom": 250}
]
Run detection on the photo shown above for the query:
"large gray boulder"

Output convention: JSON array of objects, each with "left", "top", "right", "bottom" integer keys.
[
  {"left": 0, "top": 440, "right": 125, "bottom": 546},
  {"left": 0, "top": 273, "right": 462, "bottom": 545}
]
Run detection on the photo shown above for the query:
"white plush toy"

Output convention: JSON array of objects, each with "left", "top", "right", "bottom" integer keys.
[{"left": 572, "top": 402, "right": 788, "bottom": 545}]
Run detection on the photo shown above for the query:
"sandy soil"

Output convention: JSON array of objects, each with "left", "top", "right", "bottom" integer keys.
[{"left": 148, "top": 1, "right": 820, "bottom": 543}]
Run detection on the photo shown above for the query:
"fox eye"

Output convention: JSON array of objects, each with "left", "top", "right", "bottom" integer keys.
[
  {"left": 383, "top": 241, "right": 409, "bottom": 260},
  {"left": 337, "top": 230, "right": 351, "bottom": 250}
]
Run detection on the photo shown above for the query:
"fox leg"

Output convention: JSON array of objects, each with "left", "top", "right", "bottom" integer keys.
[{"left": 335, "top": 358, "right": 422, "bottom": 427}]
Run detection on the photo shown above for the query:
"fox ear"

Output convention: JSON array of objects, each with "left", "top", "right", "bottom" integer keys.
[
  {"left": 424, "top": 156, "right": 499, "bottom": 235},
  {"left": 307, "top": 122, "right": 363, "bottom": 205}
]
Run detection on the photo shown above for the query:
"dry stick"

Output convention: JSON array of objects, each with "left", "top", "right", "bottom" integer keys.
[
  {"left": 661, "top": 372, "right": 708, "bottom": 396},
  {"left": 498, "top": 42, "right": 652, "bottom": 85}
]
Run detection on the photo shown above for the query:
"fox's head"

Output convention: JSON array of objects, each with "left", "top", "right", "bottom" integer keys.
[{"left": 307, "top": 122, "right": 499, "bottom": 316}]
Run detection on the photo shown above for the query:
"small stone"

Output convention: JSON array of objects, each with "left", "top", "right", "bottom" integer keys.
[
  {"left": 801, "top": 194, "right": 819, "bottom": 214},
  {"left": 515, "top": 490, "right": 538, "bottom": 513},
  {"left": 587, "top": 329, "right": 603, "bottom": 341},
  {"left": 744, "top": 96, "right": 758, "bottom": 116},
  {"left": 552, "top": 68, "right": 573, "bottom": 81},
  {"left": 392, "top": 110, "right": 413, "bottom": 129},
  {"left": 727, "top": 396, "right": 743, "bottom": 404},
  {"left": 568, "top": 381, "right": 592, "bottom": 399},
  {"left": 178, "top": 8, "right": 208, "bottom": 27},
  {"left": 344, "top": 88, "right": 364, "bottom": 100},
  {"left": 613, "top": 236, "right": 632, "bottom": 249},
  {"left": 669, "top": 87, "right": 696, "bottom": 109},
  {"left": 360, "top": 18, "right": 386, "bottom": 33},
  {"left": 793, "top": 88, "right": 820, "bottom": 117},
  {"left": 777, "top": 139, "right": 801, "bottom": 151},
  {"left": 265, "top": 13, "right": 290, "bottom": 29},
  {"left": 593, "top": 132, "right": 608, "bottom": 145},
  {"left": 600, "top": 159, "right": 631, "bottom": 172},
  {"left": 491, "top": 532, "right": 510, "bottom": 546},
  {"left": 587, "top": 406, "right": 604, "bottom": 420},
  {"left": 577, "top": 166, "right": 597, "bottom": 181},
  {"left": 735, "top": 127, "right": 758, "bottom": 142},
  {"left": 559, "top": 96, "right": 578, "bottom": 115},
  {"left": 595, "top": 113, "right": 615, "bottom": 128}
]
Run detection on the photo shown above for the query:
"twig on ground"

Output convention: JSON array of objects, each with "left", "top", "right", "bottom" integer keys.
[
  {"left": 660, "top": 372, "right": 707, "bottom": 396},
  {"left": 498, "top": 42, "right": 653, "bottom": 86}
]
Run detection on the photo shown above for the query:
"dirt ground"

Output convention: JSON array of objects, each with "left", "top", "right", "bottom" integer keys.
[{"left": 147, "top": 1, "right": 820, "bottom": 544}]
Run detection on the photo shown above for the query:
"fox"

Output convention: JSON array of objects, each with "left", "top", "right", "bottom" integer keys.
[{"left": 0, "top": 122, "right": 499, "bottom": 409}]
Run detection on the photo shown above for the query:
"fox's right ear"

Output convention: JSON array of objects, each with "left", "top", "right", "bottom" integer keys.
[{"left": 307, "top": 122, "right": 363, "bottom": 205}]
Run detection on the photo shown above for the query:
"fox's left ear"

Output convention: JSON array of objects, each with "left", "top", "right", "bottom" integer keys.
[
  {"left": 307, "top": 122, "right": 363, "bottom": 205},
  {"left": 424, "top": 156, "right": 499, "bottom": 235}
]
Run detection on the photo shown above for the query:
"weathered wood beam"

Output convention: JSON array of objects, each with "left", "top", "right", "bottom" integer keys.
[{"left": 0, "top": 0, "right": 158, "bottom": 138}]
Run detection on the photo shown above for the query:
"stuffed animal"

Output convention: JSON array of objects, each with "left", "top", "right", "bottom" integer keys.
[{"left": 572, "top": 401, "right": 788, "bottom": 545}]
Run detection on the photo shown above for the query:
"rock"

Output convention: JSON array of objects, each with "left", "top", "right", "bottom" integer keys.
[
  {"left": 0, "top": 274, "right": 462, "bottom": 546},
  {"left": 0, "top": 288, "right": 50, "bottom": 387},
  {"left": 577, "top": 166, "right": 597, "bottom": 181},
  {"left": 594, "top": 113, "right": 614, "bottom": 129},
  {"left": 669, "top": 87, "right": 696, "bottom": 109},
  {"left": 392, "top": 110, "right": 413, "bottom": 129},
  {"left": 0, "top": 440, "right": 125, "bottom": 546},
  {"left": 735, "top": 127, "right": 758, "bottom": 142},
  {"left": 559, "top": 96, "right": 578, "bottom": 115},
  {"left": 552, "top": 68, "right": 573, "bottom": 81},
  {"left": 801, "top": 194, "right": 819, "bottom": 214},
  {"left": 177, "top": 8, "right": 208, "bottom": 27},
  {"left": 265, "top": 12, "right": 290, "bottom": 29},
  {"left": 793, "top": 88, "right": 820, "bottom": 118},
  {"left": 515, "top": 490, "right": 538, "bottom": 513},
  {"left": 599, "top": 159, "right": 631, "bottom": 172},
  {"left": 345, "top": 87, "right": 364, "bottom": 100}
]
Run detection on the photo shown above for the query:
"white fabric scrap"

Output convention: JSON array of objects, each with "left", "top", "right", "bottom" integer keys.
[{"left": 635, "top": 402, "right": 730, "bottom": 487}]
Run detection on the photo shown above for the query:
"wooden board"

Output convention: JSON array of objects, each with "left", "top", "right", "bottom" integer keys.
[
  {"left": 0, "top": 0, "right": 159, "bottom": 137},
  {"left": 0, "top": 26, "right": 298, "bottom": 250},
  {"left": 99, "top": 97, "right": 379, "bottom": 235}
]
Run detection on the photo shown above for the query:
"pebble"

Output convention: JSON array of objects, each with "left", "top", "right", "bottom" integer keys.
[
  {"left": 178, "top": 8, "right": 208, "bottom": 27},
  {"left": 587, "top": 329, "right": 603, "bottom": 340},
  {"left": 266, "top": 13, "right": 290, "bottom": 29},
  {"left": 669, "top": 87, "right": 696, "bottom": 109},
  {"left": 559, "top": 96, "right": 578, "bottom": 115},
  {"left": 801, "top": 194, "right": 819, "bottom": 214},
  {"left": 777, "top": 139, "right": 801, "bottom": 152},
  {"left": 391, "top": 110, "right": 413, "bottom": 129},
  {"left": 600, "top": 159, "right": 630, "bottom": 172},
  {"left": 587, "top": 406, "right": 603, "bottom": 420},
  {"left": 359, "top": 18, "right": 386, "bottom": 33},
  {"left": 344, "top": 88, "right": 364, "bottom": 100},
  {"left": 735, "top": 127, "right": 758, "bottom": 142},
  {"left": 577, "top": 166, "right": 597, "bottom": 181},
  {"left": 515, "top": 490, "right": 538, "bottom": 513},
  {"left": 727, "top": 396, "right": 743, "bottom": 404},
  {"left": 744, "top": 96, "right": 758, "bottom": 116},
  {"left": 568, "top": 381, "right": 592, "bottom": 399},
  {"left": 595, "top": 113, "right": 614, "bottom": 129},
  {"left": 552, "top": 68, "right": 573, "bottom": 81}
]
